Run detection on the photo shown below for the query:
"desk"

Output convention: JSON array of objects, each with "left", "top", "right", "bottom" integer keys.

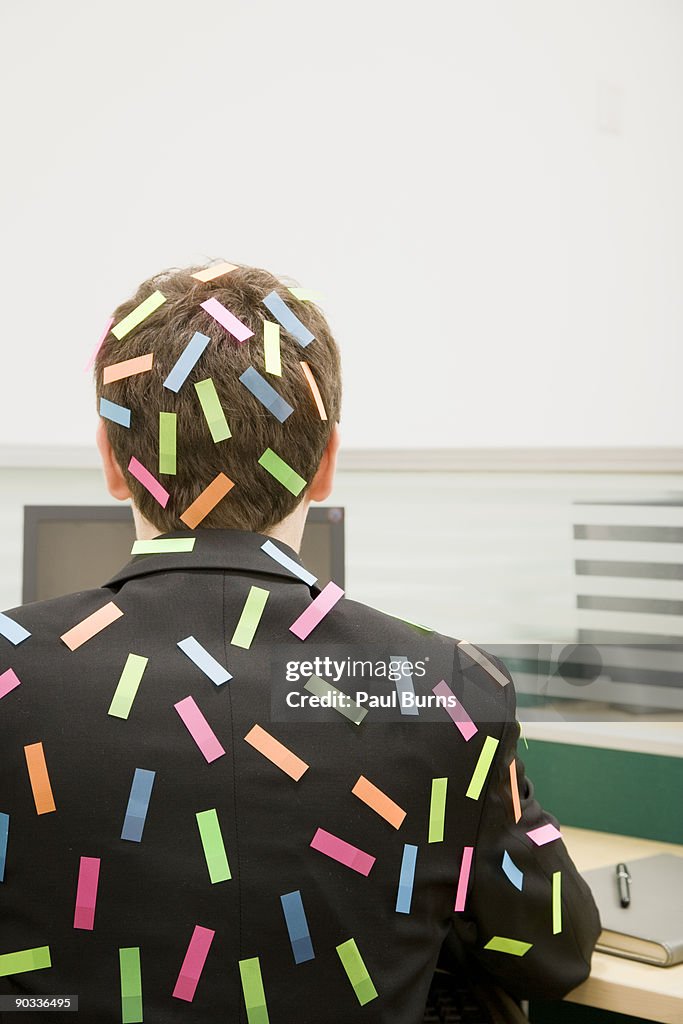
[{"left": 562, "top": 826, "right": 683, "bottom": 1024}]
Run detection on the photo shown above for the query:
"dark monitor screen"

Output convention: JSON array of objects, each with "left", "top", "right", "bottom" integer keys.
[{"left": 22, "top": 506, "right": 345, "bottom": 604}]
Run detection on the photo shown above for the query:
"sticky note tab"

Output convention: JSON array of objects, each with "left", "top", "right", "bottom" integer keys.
[
  {"left": 158, "top": 412, "right": 177, "bottom": 474},
  {"left": 73, "top": 855, "right": 100, "bottom": 930},
  {"left": 112, "top": 290, "right": 166, "bottom": 340},
  {"left": 0, "top": 812, "right": 9, "bottom": 882},
  {"left": 262, "top": 290, "right": 315, "bottom": 347},
  {"left": 192, "top": 261, "right": 238, "bottom": 282},
  {"left": 336, "top": 938, "right": 378, "bottom": 1006},
  {"left": 178, "top": 636, "right": 231, "bottom": 686},
  {"left": 428, "top": 778, "right": 448, "bottom": 843},
  {"left": 352, "top": 776, "right": 405, "bottom": 828},
  {"left": 502, "top": 850, "right": 524, "bottom": 891},
  {"left": 392, "top": 655, "right": 420, "bottom": 716},
  {"left": 552, "top": 870, "right": 562, "bottom": 933},
  {"left": 457, "top": 640, "right": 510, "bottom": 687},
  {"left": 288, "top": 288, "right": 322, "bottom": 302},
  {"left": 196, "top": 809, "right": 231, "bottom": 883},
  {"left": 0, "top": 612, "right": 31, "bottom": 646},
  {"left": 83, "top": 316, "right": 114, "bottom": 373},
  {"left": 239, "top": 366, "right": 294, "bottom": 423},
  {"left": 263, "top": 321, "right": 281, "bottom": 376},
  {"left": 163, "top": 331, "right": 211, "bottom": 393},
  {"left": 24, "top": 742, "right": 56, "bottom": 815},
  {"left": 396, "top": 843, "right": 418, "bottom": 914},
  {"left": 121, "top": 768, "right": 155, "bottom": 843},
  {"left": 509, "top": 760, "right": 522, "bottom": 823},
  {"left": 0, "top": 668, "right": 21, "bottom": 700},
  {"left": 484, "top": 936, "right": 532, "bottom": 957},
  {"left": 0, "top": 946, "right": 51, "bottom": 977},
  {"left": 128, "top": 456, "right": 170, "bottom": 508},
  {"left": 310, "top": 828, "right": 375, "bottom": 876},
  {"left": 200, "top": 297, "right": 254, "bottom": 342},
  {"left": 466, "top": 735, "right": 500, "bottom": 800},
  {"left": 174, "top": 696, "right": 225, "bottom": 763},
  {"left": 289, "top": 581, "right": 344, "bottom": 640},
  {"left": 280, "top": 890, "right": 314, "bottom": 964},
  {"left": 131, "top": 538, "right": 196, "bottom": 555},
  {"left": 119, "top": 946, "right": 143, "bottom": 1024},
  {"left": 304, "top": 675, "right": 367, "bottom": 726},
  {"left": 173, "top": 925, "right": 215, "bottom": 1002},
  {"left": 231, "top": 586, "right": 269, "bottom": 649},
  {"left": 108, "top": 653, "right": 148, "bottom": 719},
  {"left": 100, "top": 397, "right": 131, "bottom": 428},
  {"left": 238, "top": 956, "right": 269, "bottom": 1024},
  {"left": 102, "top": 352, "right": 154, "bottom": 384},
  {"left": 180, "top": 473, "right": 234, "bottom": 528},
  {"left": 195, "top": 378, "right": 231, "bottom": 441},
  {"left": 432, "top": 680, "right": 478, "bottom": 741},
  {"left": 60, "top": 601, "right": 123, "bottom": 651},
  {"left": 454, "top": 846, "right": 474, "bottom": 911},
  {"left": 244, "top": 724, "right": 308, "bottom": 781},
  {"left": 260, "top": 539, "right": 317, "bottom": 586},
  {"left": 299, "top": 362, "right": 327, "bottom": 420},
  {"left": 258, "top": 448, "right": 307, "bottom": 496},
  {"left": 527, "top": 823, "right": 562, "bottom": 846}
]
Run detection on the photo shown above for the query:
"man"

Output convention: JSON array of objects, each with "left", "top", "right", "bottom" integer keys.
[{"left": 0, "top": 262, "right": 600, "bottom": 1023}]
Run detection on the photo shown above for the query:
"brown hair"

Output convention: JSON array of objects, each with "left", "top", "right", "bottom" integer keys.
[{"left": 94, "top": 263, "right": 342, "bottom": 533}]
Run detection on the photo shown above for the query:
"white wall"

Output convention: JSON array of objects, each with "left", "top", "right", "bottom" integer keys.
[{"left": 0, "top": 0, "right": 681, "bottom": 451}]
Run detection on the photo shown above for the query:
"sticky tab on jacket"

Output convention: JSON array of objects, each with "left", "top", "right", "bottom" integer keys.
[
  {"left": 289, "top": 581, "right": 344, "bottom": 641},
  {"left": 238, "top": 956, "right": 269, "bottom": 1022},
  {"left": 260, "top": 539, "right": 317, "bottom": 586},
  {"left": 24, "top": 742, "right": 56, "bottom": 815},
  {"left": 526, "top": 822, "right": 563, "bottom": 846},
  {"left": 428, "top": 778, "right": 448, "bottom": 843},
  {"left": 483, "top": 936, "right": 532, "bottom": 957},
  {"left": 173, "top": 925, "right": 215, "bottom": 1001},
  {"left": 119, "top": 946, "right": 143, "bottom": 1023},
  {"left": 0, "top": 812, "right": 9, "bottom": 883},
  {"left": 108, "top": 654, "right": 148, "bottom": 720},
  {"left": 309, "top": 828, "right": 375, "bottom": 876},
  {"left": 121, "top": 768, "right": 156, "bottom": 843},
  {"left": 73, "top": 856, "right": 100, "bottom": 930},
  {"left": 231, "top": 587, "right": 269, "bottom": 649},
  {"left": 509, "top": 760, "right": 522, "bottom": 823},
  {"left": 0, "top": 612, "right": 31, "bottom": 645},
  {"left": 335, "top": 938, "right": 378, "bottom": 1006},
  {"left": 351, "top": 775, "right": 405, "bottom": 828},
  {"left": 465, "top": 735, "right": 499, "bottom": 800},
  {"left": 196, "top": 809, "right": 231, "bottom": 883},
  {"left": 244, "top": 724, "right": 309, "bottom": 781},
  {"left": 174, "top": 696, "right": 226, "bottom": 763},
  {"left": 431, "top": 680, "right": 478, "bottom": 741},
  {"left": 502, "top": 850, "right": 524, "bottom": 891},
  {"left": 552, "top": 871, "right": 562, "bottom": 933},
  {"left": 177, "top": 636, "right": 232, "bottom": 686},
  {"left": 0, "top": 667, "right": 21, "bottom": 700},
  {"left": 131, "top": 538, "right": 196, "bottom": 555},
  {"left": 0, "top": 945, "right": 51, "bottom": 977},
  {"left": 454, "top": 846, "right": 474, "bottom": 911},
  {"left": 280, "top": 890, "right": 315, "bottom": 964},
  {"left": 395, "top": 844, "right": 418, "bottom": 914},
  {"left": 60, "top": 601, "right": 124, "bottom": 651},
  {"left": 304, "top": 675, "right": 367, "bottom": 726},
  {"left": 457, "top": 640, "right": 510, "bottom": 687}
]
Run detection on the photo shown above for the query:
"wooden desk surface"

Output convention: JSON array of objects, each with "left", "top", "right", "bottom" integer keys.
[{"left": 562, "top": 826, "right": 683, "bottom": 1024}]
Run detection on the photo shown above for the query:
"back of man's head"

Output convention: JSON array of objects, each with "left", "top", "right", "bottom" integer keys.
[{"left": 94, "top": 263, "right": 342, "bottom": 533}]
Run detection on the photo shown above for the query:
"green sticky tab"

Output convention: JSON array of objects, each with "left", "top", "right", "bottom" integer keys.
[
  {"left": 466, "top": 735, "right": 499, "bottom": 800},
  {"left": 304, "top": 675, "right": 367, "bottom": 726},
  {"left": 158, "top": 412, "right": 177, "bottom": 474},
  {"left": 552, "top": 870, "right": 562, "bottom": 934},
  {"left": 336, "top": 938, "right": 378, "bottom": 1006},
  {"left": 428, "top": 778, "right": 448, "bottom": 843},
  {"left": 0, "top": 945, "right": 51, "bottom": 976},
  {"left": 131, "top": 538, "right": 196, "bottom": 555},
  {"left": 112, "top": 290, "right": 167, "bottom": 340},
  {"left": 231, "top": 586, "right": 269, "bottom": 649},
  {"left": 288, "top": 288, "right": 323, "bottom": 302},
  {"left": 195, "top": 378, "right": 231, "bottom": 442},
  {"left": 263, "top": 321, "right": 282, "bottom": 376},
  {"left": 108, "top": 653, "right": 148, "bottom": 720},
  {"left": 239, "top": 957, "right": 269, "bottom": 1024},
  {"left": 484, "top": 936, "right": 532, "bottom": 957},
  {"left": 119, "top": 946, "right": 143, "bottom": 1023},
  {"left": 196, "top": 809, "right": 231, "bottom": 883},
  {"left": 258, "top": 448, "right": 307, "bottom": 497}
]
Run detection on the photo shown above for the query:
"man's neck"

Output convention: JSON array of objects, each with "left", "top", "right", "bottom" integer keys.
[{"left": 131, "top": 501, "right": 309, "bottom": 554}]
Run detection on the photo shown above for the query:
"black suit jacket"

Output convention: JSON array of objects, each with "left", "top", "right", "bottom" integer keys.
[{"left": 0, "top": 528, "right": 600, "bottom": 1023}]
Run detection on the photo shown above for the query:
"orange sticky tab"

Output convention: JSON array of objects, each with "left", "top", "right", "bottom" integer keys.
[
  {"left": 509, "top": 759, "right": 522, "bottom": 823},
  {"left": 352, "top": 775, "right": 406, "bottom": 829},
  {"left": 24, "top": 742, "right": 56, "bottom": 814},
  {"left": 180, "top": 473, "right": 235, "bottom": 529},
  {"left": 191, "top": 262, "right": 239, "bottom": 283},
  {"left": 60, "top": 602, "right": 123, "bottom": 651},
  {"left": 102, "top": 353, "right": 154, "bottom": 384},
  {"left": 299, "top": 362, "right": 327, "bottom": 420},
  {"left": 244, "top": 724, "right": 309, "bottom": 781}
]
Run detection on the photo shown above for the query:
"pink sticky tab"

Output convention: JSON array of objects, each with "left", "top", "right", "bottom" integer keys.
[
  {"left": 289, "top": 582, "right": 344, "bottom": 640},
  {"left": 527, "top": 823, "right": 562, "bottom": 846},
  {"left": 128, "top": 456, "right": 170, "bottom": 508},
  {"left": 432, "top": 681, "right": 478, "bottom": 741},
  {"left": 310, "top": 827, "right": 375, "bottom": 876},
  {"left": 73, "top": 855, "right": 100, "bottom": 930},
  {"left": 454, "top": 846, "right": 474, "bottom": 911},
  {"left": 0, "top": 667, "right": 21, "bottom": 699},
  {"left": 173, "top": 925, "right": 215, "bottom": 1001},
  {"left": 200, "top": 297, "right": 254, "bottom": 342},
  {"left": 174, "top": 696, "right": 225, "bottom": 763},
  {"left": 83, "top": 316, "right": 114, "bottom": 373}
]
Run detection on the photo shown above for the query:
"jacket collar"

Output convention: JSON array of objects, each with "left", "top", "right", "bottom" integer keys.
[{"left": 104, "top": 528, "right": 319, "bottom": 592}]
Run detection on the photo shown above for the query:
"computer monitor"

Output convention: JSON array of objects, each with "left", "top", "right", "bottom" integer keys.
[{"left": 22, "top": 505, "right": 345, "bottom": 604}]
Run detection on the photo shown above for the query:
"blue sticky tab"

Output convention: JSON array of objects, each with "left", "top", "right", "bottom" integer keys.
[
  {"left": 502, "top": 850, "right": 524, "bottom": 891},
  {"left": 280, "top": 890, "right": 314, "bottom": 964},
  {"left": 392, "top": 655, "right": 420, "bottom": 717},
  {"left": 396, "top": 843, "right": 418, "bottom": 914},
  {"left": 0, "top": 613, "right": 31, "bottom": 646},
  {"left": 261, "top": 540, "right": 317, "bottom": 586},
  {"left": 262, "top": 291, "right": 315, "bottom": 347},
  {"left": 177, "top": 636, "right": 232, "bottom": 686},
  {"left": 121, "top": 768, "right": 156, "bottom": 843},
  {"left": 239, "top": 366, "right": 294, "bottom": 423},
  {"left": 99, "top": 397, "right": 132, "bottom": 428},
  {"left": 163, "top": 331, "right": 211, "bottom": 393},
  {"left": 0, "top": 813, "right": 9, "bottom": 883}
]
